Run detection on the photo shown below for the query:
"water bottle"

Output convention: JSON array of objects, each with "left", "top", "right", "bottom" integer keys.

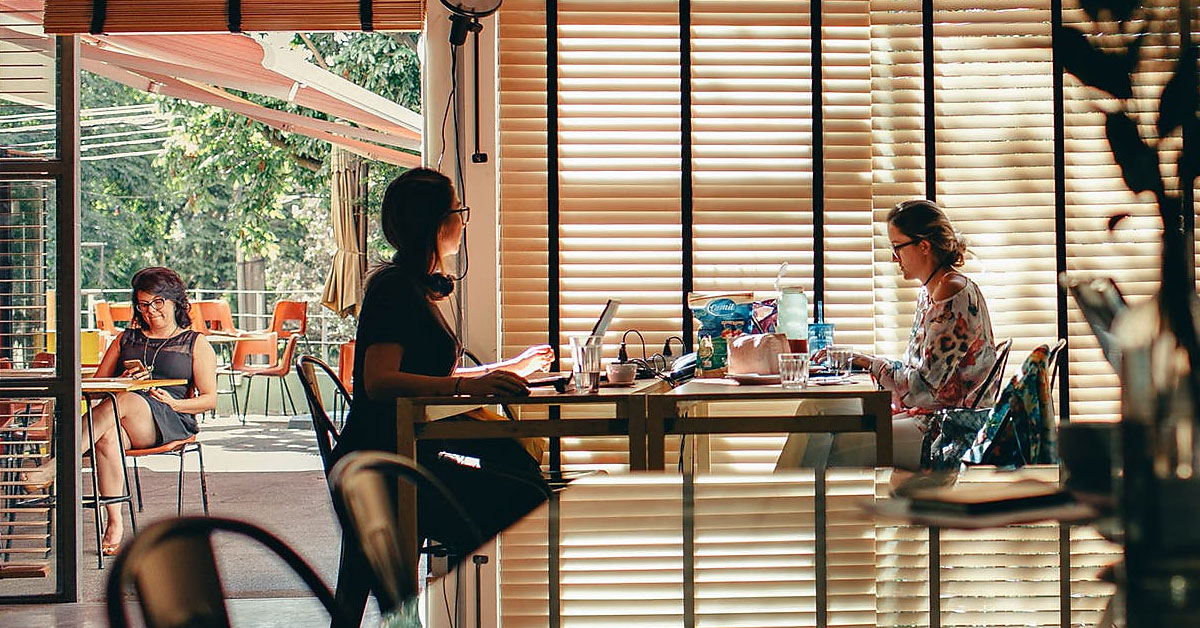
[{"left": 777, "top": 286, "right": 809, "bottom": 354}]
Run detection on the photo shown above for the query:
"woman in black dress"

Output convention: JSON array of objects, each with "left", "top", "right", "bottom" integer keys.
[
  {"left": 332, "top": 168, "right": 555, "bottom": 603},
  {"left": 91, "top": 267, "right": 218, "bottom": 554},
  {"left": 334, "top": 167, "right": 555, "bottom": 531}
]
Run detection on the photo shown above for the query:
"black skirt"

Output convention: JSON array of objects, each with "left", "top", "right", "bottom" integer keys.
[{"left": 138, "top": 391, "right": 198, "bottom": 446}]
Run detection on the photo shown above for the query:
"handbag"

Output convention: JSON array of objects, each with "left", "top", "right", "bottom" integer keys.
[{"left": 961, "top": 345, "right": 1056, "bottom": 468}]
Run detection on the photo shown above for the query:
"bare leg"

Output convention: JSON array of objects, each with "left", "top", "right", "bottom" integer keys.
[{"left": 87, "top": 392, "right": 158, "bottom": 548}]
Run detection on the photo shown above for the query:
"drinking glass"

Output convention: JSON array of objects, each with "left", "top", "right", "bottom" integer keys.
[
  {"left": 569, "top": 335, "right": 603, "bottom": 393},
  {"left": 828, "top": 345, "right": 853, "bottom": 379},
  {"left": 778, "top": 353, "right": 809, "bottom": 390},
  {"left": 808, "top": 322, "right": 835, "bottom": 356}
]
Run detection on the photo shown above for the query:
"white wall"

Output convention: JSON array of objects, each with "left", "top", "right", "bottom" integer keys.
[{"left": 422, "top": 5, "right": 501, "bottom": 362}]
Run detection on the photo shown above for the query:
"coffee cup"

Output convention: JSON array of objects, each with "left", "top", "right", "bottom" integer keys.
[{"left": 606, "top": 362, "right": 638, "bottom": 385}]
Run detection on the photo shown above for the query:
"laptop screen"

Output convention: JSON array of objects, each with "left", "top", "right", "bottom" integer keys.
[{"left": 589, "top": 298, "right": 621, "bottom": 339}]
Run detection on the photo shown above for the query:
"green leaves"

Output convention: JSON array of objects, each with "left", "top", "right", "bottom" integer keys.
[
  {"left": 1157, "top": 46, "right": 1198, "bottom": 138},
  {"left": 1055, "top": 25, "right": 1138, "bottom": 99},
  {"left": 1105, "top": 111, "right": 1163, "bottom": 195}
]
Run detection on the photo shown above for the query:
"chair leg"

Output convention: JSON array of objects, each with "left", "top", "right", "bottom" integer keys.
[
  {"left": 195, "top": 442, "right": 210, "bottom": 515},
  {"left": 132, "top": 458, "right": 143, "bottom": 512},
  {"left": 281, "top": 377, "right": 299, "bottom": 416},
  {"left": 228, "top": 372, "right": 240, "bottom": 422},
  {"left": 334, "top": 532, "right": 372, "bottom": 628},
  {"left": 241, "top": 376, "right": 254, "bottom": 425},
  {"left": 177, "top": 451, "right": 185, "bottom": 515},
  {"left": 264, "top": 377, "right": 272, "bottom": 417}
]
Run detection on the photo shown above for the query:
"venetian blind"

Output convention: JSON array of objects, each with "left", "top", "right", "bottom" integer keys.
[
  {"left": 932, "top": 0, "right": 1059, "bottom": 382},
  {"left": 42, "top": 0, "right": 425, "bottom": 33},
  {"left": 1062, "top": 0, "right": 1173, "bottom": 422}
]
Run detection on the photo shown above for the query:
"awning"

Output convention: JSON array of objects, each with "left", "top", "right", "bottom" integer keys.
[{"left": 1, "top": 0, "right": 422, "bottom": 166}]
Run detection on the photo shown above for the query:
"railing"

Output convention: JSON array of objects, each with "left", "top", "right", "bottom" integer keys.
[{"left": 80, "top": 288, "right": 355, "bottom": 368}]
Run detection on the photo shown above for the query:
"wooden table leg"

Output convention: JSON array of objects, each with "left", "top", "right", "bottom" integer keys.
[
  {"left": 864, "top": 392, "right": 893, "bottom": 467},
  {"left": 395, "top": 398, "right": 419, "bottom": 590},
  {"left": 620, "top": 396, "right": 647, "bottom": 471},
  {"left": 646, "top": 397, "right": 668, "bottom": 471}
]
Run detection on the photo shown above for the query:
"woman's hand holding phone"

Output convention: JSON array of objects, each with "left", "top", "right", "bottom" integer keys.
[{"left": 122, "top": 359, "right": 151, "bottom": 380}]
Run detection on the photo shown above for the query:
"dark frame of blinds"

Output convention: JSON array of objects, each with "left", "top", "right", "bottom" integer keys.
[
  {"left": 544, "top": 3, "right": 562, "bottom": 626},
  {"left": 812, "top": 0, "right": 826, "bottom": 311},
  {"left": 681, "top": 0, "right": 694, "bottom": 350}
]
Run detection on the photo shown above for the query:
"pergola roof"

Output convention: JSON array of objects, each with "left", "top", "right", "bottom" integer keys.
[{"left": 1, "top": 0, "right": 422, "bottom": 166}]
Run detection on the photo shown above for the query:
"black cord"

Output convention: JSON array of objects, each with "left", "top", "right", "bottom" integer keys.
[{"left": 621, "top": 329, "right": 648, "bottom": 362}]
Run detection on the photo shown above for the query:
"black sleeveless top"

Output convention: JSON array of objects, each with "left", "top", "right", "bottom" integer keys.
[{"left": 117, "top": 329, "right": 199, "bottom": 401}]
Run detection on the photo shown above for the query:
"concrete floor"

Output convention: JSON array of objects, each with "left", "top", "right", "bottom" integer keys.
[{"left": 0, "top": 412, "right": 383, "bottom": 626}]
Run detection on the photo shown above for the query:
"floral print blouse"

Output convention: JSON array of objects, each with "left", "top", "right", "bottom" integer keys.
[{"left": 868, "top": 276, "right": 998, "bottom": 413}]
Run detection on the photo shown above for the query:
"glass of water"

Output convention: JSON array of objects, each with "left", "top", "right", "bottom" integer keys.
[
  {"left": 778, "top": 353, "right": 809, "bottom": 390},
  {"left": 828, "top": 345, "right": 853, "bottom": 379},
  {"left": 569, "top": 335, "right": 603, "bottom": 393}
]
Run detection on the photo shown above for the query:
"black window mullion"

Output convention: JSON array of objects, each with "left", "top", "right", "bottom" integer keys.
[
  {"left": 681, "top": 0, "right": 694, "bottom": 351},
  {"left": 813, "top": 0, "right": 826, "bottom": 312}
]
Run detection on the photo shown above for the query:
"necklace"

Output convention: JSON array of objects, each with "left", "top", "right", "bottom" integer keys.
[{"left": 142, "top": 325, "right": 181, "bottom": 376}]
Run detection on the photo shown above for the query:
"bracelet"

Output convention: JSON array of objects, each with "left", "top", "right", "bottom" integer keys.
[{"left": 453, "top": 377, "right": 463, "bottom": 395}]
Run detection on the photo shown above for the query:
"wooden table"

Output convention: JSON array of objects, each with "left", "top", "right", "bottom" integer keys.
[
  {"left": 645, "top": 376, "right": 893, "bottom": 470},
  {"left": 393, "top": 378, "right": 667, "bottom": 585}
]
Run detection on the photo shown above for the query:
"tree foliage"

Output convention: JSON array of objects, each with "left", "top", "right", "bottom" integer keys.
[{"left": 80, "top": 32, "right": 420, "bottom": 293}]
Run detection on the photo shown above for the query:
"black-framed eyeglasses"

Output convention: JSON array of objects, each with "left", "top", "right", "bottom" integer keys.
[
  {"left": 891, "top": 239, "right": 920, "bottom": 255},
  {"left": 451, "top": 206, "right": 471, "bottom": 226},
  {"left": 135, "top": 297, "right": 167, "bottom": 312}
]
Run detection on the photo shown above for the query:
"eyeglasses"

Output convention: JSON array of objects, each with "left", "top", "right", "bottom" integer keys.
[
  {"left": 135, "top": 297, "right": 167, "bottom": 312},
  {"left": 891, "top": 239, "right": 920, "bottom": 256},
  {"left": 451, "top": 206, "right": 471, "bottom": 226}
]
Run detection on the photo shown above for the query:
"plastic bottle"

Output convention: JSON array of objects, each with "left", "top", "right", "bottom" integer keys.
[{"left": 775, "top": 262, "right": 809, "bottom": 353}]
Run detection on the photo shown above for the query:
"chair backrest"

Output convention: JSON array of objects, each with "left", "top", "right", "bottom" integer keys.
[
  {"left": 270, "top": 300, "right": 308, "bottom": 339},
  {"left": 1046, "top": 338, "right": 1068, "bottom": 391},
  {"left": 0, "top": 357, "right": 11, "bottom": 369},
  {"left": 329, "top": 451, "right": 483, "bottom": 614},
  {"left": 231, "top": 333, "right": 279, "bottom": 370},
  {"left": 106, "top": 516, "right": 352, "bottom": 628},
  {"left": 337, "top": 340, "right": 355, "bottom": 394},
  {"left": 110, "top": 301, "right": 134, "bottom": 324},
  {"left": 295, "top": 356, "right": 350, "bottom": 475},
  {"left": 276, "top": 335, "right": 299, "bottom": 375},
  {"left": 94, "top": 301, "right": 119, "bottom": 333},
  {"left": 31, "top": 352, "right": 54, "bottom": 368},
  {"left": 969, "top": 338, "right": 1014, "bottom": 410},
  {"left": 196, "top": 300, "right": 238, "bottom": 334}
]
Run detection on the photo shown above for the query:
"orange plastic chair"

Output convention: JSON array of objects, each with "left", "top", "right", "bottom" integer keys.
[
  {"left": 109, "top": 302, "right": 134, "bottom": 326},
  {"left": 0, "top": 357, "right": 11, "bottom": 369},
  {"left": 94, "top": 301, "right": 120, "bottom": 334},
  {"left": 337, "top": 340, "right": 355, "bottom": 394},
  {"left": 127, "top": 433, "right": 208, "bottom": 517},
  {"left": 31, "top": 352, "right": 54, "bottom": 368},
  {"left": 267, "top": 300, "right": 308, "bottom": 340},
  {"left": 230, "top": 333, "right": 299, "bottom": 423},
  {"left": 196, "top": 300, "right": 239, "bottom": 335}
]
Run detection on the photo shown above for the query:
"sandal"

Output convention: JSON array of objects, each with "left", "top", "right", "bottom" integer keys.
[
  {"left": 101, "top": 541, "right": 121, "bottom": 556},
  {"left": 17, "top": 459, "right": 55, "bottom": 494}
]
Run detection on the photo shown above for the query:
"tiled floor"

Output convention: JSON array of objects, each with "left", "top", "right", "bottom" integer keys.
[{"left": 0, "top": 413, "right": 381, "bottom": 624}]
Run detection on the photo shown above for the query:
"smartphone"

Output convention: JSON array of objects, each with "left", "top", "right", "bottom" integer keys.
[{"left": 123, "top": 359, "right": 147, "bottom": 374}]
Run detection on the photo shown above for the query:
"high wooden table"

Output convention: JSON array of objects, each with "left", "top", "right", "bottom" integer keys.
[
  {"left": 645, "top": 376, "right": 893, "bottom": 470},
  {"left": 393, "top": 378, "right": 667, "bottom": 585}
]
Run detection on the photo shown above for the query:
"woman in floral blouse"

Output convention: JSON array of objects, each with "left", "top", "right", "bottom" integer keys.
[
  {"left": 861, "top": 199, "right": 998, "bottom": 413},
  {"left": 778, "top": 199, "right": 998, "bottom": 470}
]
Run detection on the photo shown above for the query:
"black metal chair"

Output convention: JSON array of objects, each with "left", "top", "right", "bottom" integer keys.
[
  {"left": 1046, "top": 338, "right": 1068, "bottom": 392},
  {"left": 969, "top": 338, "right": 1014, "bottom": 410},
  {"left": 295, "top": 355, "right": 351, "bottom": 475},
  {"left": 106, "top": 515, "right": 353, "bottom": 628},
  {"left": 328, "top": 450, "right": 483, "bottom": 622}
]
